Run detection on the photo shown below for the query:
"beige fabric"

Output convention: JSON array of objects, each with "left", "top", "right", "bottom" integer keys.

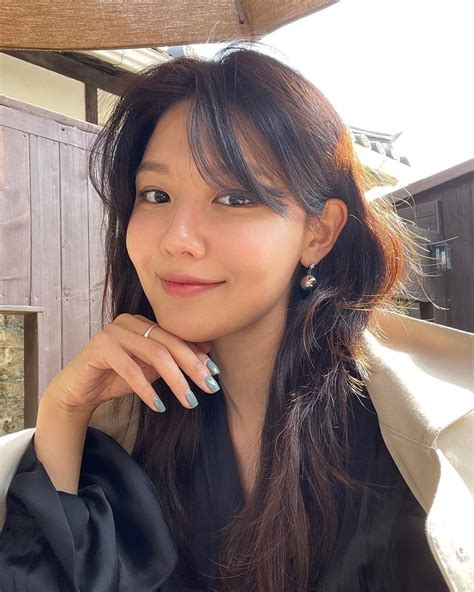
[
  {"left": 361, "top": 309, "right": 474, "bottom": 591},
  {"left": 0, "top": 308, "right": 472, "bottom": 590},
  {"left": 0, "top": 0, "right": 336, "bottom": 50},
  {"left": 0, "top": 427, "right": 36, "bottom": 532}
]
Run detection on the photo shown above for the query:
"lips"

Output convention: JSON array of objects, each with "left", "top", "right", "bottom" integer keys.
[
  {"left": 160, "top": 277, "right": 224, "bottom": 297},
  {"left": 160, "top": 273, "right": 223, "bottom": 285}
]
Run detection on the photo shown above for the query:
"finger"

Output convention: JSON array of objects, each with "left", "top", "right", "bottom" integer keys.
[
  {"left": 187, "top": 342, "right": 220, "bottom": 376},
  {"left": 131, "top": 316, "right": 212, "bottom": 357},
  {"left": 130, "top": 314, "right": 158, "bottom": 325},
  {"left": 130, "top": 355, "right": 161, "bottom": 384},
  {"left": 109, "top": 345, "right": 167, "bottom": 413},
  {"left": 111, "top": 321, "right": 221, "bottom": 395},
  {"left": 109, "top": 325, "right": 212, "bottom": 408}
]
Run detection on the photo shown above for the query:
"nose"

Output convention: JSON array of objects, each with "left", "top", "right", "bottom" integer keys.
[{"left": 160, "top": 200, "right": 207, "bottom": 259}]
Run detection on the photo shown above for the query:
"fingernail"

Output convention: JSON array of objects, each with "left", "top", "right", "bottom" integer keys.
[
  {"left": 206, "top": 359, "right": 220, "bottom": 375},
  {"left": 205, "top": 375, "right": 220, "bottom": 393},
  {"left": 185, "top": 388, "right": 199, "bottom": 408},
  {"left": 153, "top": 395, "right": 166, "bottom": 412}
]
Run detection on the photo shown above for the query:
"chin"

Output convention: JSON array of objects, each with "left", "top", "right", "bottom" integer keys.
[{"left": 152, "top": 315, "right": 221, "bottom": 344}]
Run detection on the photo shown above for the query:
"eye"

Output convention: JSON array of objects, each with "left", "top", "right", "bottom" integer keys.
[
  {"left": 136, "top": 189, "right": 255, "bottom": 208},
  {"left": 137, "top": 189, "right": 170, "bottom": 204},
  {"left": 215, "top": 194, "right": 254, "bottom": 207}
]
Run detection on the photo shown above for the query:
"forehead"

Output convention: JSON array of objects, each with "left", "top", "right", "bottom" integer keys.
[
  {"left": 137, "top": 100, "right": 281, "bottom": 186},
  {"left": 145, "top": 101, "right": 188, "bottom": 148}
]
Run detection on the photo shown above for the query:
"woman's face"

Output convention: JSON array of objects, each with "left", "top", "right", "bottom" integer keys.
[{"left": 126, "top": 101, "right": 311, "bottom": 344}]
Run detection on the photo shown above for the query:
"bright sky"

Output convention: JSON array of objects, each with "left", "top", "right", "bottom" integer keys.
[{"left": 191, "top": 0, "right": 474, "bottom": 179}]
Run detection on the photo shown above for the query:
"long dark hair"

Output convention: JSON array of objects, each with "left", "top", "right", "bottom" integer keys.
[{"left": 89, "top": 41, "right": 422, "bottom": 591}]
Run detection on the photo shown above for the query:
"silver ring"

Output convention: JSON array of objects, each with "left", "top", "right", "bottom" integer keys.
[{"left": 143, "top": 323, "right": 159, "bottom": 338}]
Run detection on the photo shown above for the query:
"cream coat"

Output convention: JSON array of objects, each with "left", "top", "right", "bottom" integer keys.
[{"left": 1, "top": 308, "right": 473, "bottom": 591}]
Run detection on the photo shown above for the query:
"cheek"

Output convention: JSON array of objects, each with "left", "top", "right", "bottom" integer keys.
[
  {"left": 125, "top": 213, "right": 154, "bottom": 269},
  {"left": 123, "top": 213, "right": 303, "bottom": 342},
  {"left": 222, "top": 221, "right": 302, "bottom": 299}
]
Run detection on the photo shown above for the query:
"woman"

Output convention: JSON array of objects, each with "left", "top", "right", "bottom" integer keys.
[{"left": 0, "top": 42, "right": 464, "bottom": 591}]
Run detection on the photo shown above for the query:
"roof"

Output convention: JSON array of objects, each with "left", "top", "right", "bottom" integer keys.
[
  {"left": 349, "top": 125, "right": 410, "bottom": 166},
  {"left": 370, "top": 158, "right": 474, "bottom": 203}
]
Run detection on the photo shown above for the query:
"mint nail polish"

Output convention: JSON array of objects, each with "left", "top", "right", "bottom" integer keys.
[
  {"left": 153, "top": 395, "right": 166, "bottom": 412},
  {"left": 185, "top": 389, "right": 199, "bottom": 408},
  {"left": 206, "top": 359, "right": 220, "bottom": 375},
  {"left": 205, "top": 375, "right": 220, "bottom": 393}
]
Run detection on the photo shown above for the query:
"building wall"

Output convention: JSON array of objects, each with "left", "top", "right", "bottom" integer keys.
[
  {"left": 0, "top": 53, "right": 86, "bottom": 121},
  {"left": 395, "top": 171, "right": 474, "bottom": 332},
  {"left": 0, "top": 53, "right": 119, "bottom": 126}
]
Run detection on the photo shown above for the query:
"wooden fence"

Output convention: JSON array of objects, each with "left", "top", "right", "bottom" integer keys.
[{"left": 0, "top": 95, "right": 104, "bottom": 426}]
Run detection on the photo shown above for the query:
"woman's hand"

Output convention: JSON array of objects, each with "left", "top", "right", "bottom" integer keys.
[{"left": 43, "top": 313, "right": 220, "bottom": 414}]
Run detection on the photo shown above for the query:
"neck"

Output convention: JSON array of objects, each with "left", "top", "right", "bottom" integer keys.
[{"left": 209, "top": 301, "right": 287, "bottom": 438}]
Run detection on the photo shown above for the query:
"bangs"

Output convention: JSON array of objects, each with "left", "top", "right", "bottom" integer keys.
[{"left": 184, "top": 96, "right": 294, "bottom": 218}]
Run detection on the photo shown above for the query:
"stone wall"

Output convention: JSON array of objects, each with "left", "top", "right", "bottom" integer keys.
[{"left": 0, "top": 314, "right": 24, "bottom": 435}]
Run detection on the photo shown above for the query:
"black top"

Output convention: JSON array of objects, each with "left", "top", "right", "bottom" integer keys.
[{"left": 0, "top": 391, "right": 448, "bottom": 592}]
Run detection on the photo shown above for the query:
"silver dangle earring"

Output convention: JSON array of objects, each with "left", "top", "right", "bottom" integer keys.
[{"left": 300, "top": 263, "right": 317, "bottom": 291}]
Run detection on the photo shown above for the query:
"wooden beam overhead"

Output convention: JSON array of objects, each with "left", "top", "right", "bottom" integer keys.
[
  {"left": 85, "top": 85, "right": 99, "bottom": 125},
  {"left": 0, "top": 0, "right": 339, "bottom": 50},
  {"left": 2, "top": 50, "right": 135, "bottom": 96}
]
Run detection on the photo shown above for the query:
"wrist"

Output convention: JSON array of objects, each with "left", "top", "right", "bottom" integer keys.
[{"left": 39, "top": 388, "right": 97, "bottom": 424}]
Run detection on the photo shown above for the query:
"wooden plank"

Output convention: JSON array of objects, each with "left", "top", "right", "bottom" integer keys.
[
  {"left": 396, "top": 205, "right": 437, "bottom": 244},
  {"left": 0, "top": 0, "right": 337, "bottom": 50},
  {"left": 426, "top": 190, "right": 450, "bottom": 326},
  {"left": 433, "top": 183, "right": 458, "bottom": 327},
  {"left": 0, "top": 126, "right": 30, "bottom": 306},
  {"left": 414, "top": 200, "right": 438, "bottom": 215},
  {"left": 454, "top": 177, "right": 473, "bottom": 331},
  {"left": 1, "top": 94, "right": 100, "bottom": 135},
  {"left": 397, "top": 201, "right": 441, "bottom": 239},
  {"left": 0, "top": 305, "right": 43, "bottom": 313},
  {"left": 0, "top": 103, "right": 96, "bottom": 150},
  {"left": 396, "top": 201, "right": 440, "bottom": 304},
  {"left": 1, "top": 50, "right": 134, "bottom": 96},
  {"left": 60, "top": 143, "right": 90, "bottom": 365},
  {"left": 29, "top": 134, "right": 63, "bottom": 393},
  {"left": 404, "top": 187, "right": 452, "bottom": 326},
  {"left": 88, "top": 164, "right": 106, "bottom": 339},
  {"left": 85, "top": 85, "right": 98, "bottom": 125},
  {"left": 23, "top": 311, "right": 39, "bottom": 427},
  {"left": 419, "top": 300, "right": 435, "bottom": 322}
]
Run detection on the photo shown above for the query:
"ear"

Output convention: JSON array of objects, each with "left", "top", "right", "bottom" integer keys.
[{"left": 300, "top": 198, "right": 349, "bottom": 267}]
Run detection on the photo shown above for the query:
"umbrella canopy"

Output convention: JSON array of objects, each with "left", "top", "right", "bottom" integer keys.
[{"left": 0, "top": 0, "right": 338, "bottom": 51}]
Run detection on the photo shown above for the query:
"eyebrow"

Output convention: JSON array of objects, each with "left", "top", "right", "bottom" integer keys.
[
  {"left": 135, "top": 161, "right": 170, "bottom": 177},
  {"left": 135, "top": 159, "right": 285, "bottom": 195}
]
